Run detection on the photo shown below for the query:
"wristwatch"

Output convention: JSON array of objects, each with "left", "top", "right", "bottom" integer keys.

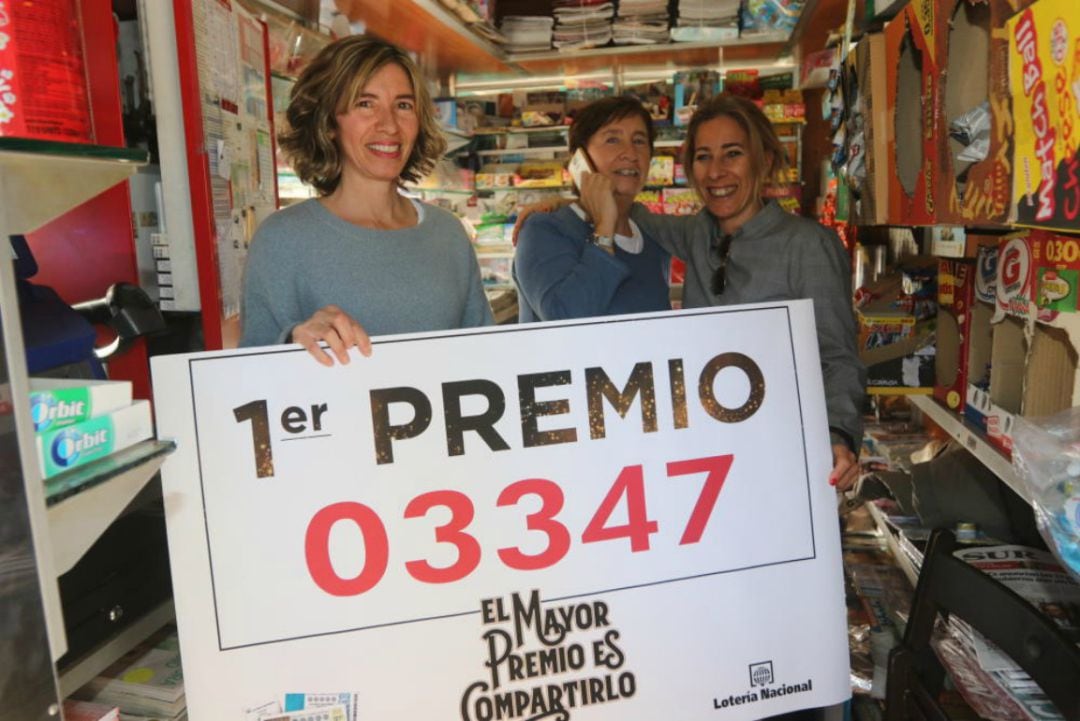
[{"left": 589, "top": 232, "right": 615, "bottom": 250}]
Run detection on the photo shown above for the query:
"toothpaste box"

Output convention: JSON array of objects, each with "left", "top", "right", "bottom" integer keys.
[
  {"left": 35, "top": 400, "right": 152, "bottom": 478},
  {"left": 27, "top": 378, "right": 133, "bottom": 434}
]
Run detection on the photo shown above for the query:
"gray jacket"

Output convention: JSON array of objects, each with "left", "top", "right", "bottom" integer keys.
[{"left": 632, "top": 200, "right": 866, "bottom": 448}]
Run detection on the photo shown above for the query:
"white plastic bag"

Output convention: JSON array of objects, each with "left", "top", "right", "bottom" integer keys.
[{"left": 1011, "top": 408, "right": 1080, "bottom": 582}]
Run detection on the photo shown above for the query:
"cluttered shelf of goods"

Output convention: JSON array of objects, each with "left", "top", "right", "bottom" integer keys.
[
  {"left": 335, "top": 0, "right": 804, "bottom": 72},
  {"left": 409, "top": 75, "right": 806, "bottom": 302},
  {"left": 842, "top": 394, "right": 1080, "bottom": 721}
]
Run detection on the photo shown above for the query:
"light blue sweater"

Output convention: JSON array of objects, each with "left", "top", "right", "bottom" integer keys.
[{"left": 240, "top": 199, "right": 493, "bottom": 347}]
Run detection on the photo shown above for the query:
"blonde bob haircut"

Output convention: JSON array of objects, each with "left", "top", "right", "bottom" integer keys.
[
  {"left": 682, "top": 94, "right": 788, "bottom": 204},
  {"left": 279, "top": 36, "right": 446, "bottom": 195}
]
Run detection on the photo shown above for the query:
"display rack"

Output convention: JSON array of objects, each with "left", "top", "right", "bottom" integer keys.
[
  {"left": 0, "top": 138, "right": 173, "bottom": 716},
  {"left": 907, "top": 395, "right": 1021, "bottom": 496}
]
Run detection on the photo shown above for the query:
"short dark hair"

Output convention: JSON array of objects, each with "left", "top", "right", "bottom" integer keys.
[
  {"left": 278, "top": 35, "right": 446, "bottom": 195},
  {"left": 568, "top": 96, "right": 657, "bottom": 154},
  {"left": 683, "top": 94, "right": 787, "bottom": 201}
]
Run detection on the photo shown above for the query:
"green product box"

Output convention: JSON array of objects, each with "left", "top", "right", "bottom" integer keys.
[
  {"left": 35, "top": 400, "right": 152, "bottom": 478},
  {"left": 27, "top": 378, "right": 132, "bottom": 434}
]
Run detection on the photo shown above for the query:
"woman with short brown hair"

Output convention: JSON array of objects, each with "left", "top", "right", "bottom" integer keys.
[{"left": 240, "top": 35, "right": 492, "bottom": 362}]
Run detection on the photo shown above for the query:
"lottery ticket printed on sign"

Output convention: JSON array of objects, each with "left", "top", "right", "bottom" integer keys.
[{"left": 152, "top": 303, "right": 850, "bottom": 720}]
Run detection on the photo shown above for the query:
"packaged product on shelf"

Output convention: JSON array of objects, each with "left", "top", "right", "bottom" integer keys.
[
  {"left": 646, "top": 155, "right": 675, "bottom": 186},
  {"left": 1008, "top": 0, "right": 1080, "bottom": 232},
  {"left": 884, "top": 1, "right": 940, "bottom": 225},
  {"left": 935, "top": 260, "right": 976, "bottom": 412},
  {"left": 672, "top": 70, "right": 720, "bottom": 126},
  {"left": 513, "top": 160, "right": 565, "bottom": 187},
  {"left": 622, "top": 81, "right": 673, "bottom": 125},
  {"left": 77, "top": 627, "right": 185, "bottom": 720},
  {"left": 1012, "top": 409, "right": 1080, "bottom": 582},
  {"left": 8, "top": 378, "right": 132, "bottom": 434},
  {"left": 34, "top": 399, "right": 153, "bottom": 479},
  {"left": 520, "top": 91, "right": 566, "bottom": 127},
  {"left": 634, "top": 188, "right": 664, "bottom": 213},
  {"left": 0, "top": 0, "right": 94, "bottom": 143},
  {"left": 661, "top": 186, "right": 702, "bottom": 215}
]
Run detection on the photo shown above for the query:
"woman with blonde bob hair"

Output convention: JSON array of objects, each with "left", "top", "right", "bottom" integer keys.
[
  {"left": 608, "top": 94, "right": 865, "bottom": 491},
  {"left": 240, "top": 35, "right": 492, "bottom": 362}
]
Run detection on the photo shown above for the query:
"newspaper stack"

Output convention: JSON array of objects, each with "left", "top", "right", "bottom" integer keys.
[
  {"left": 498, "top": 15, "right": 554, "bottom": 53},
  {"left": 613, "top": 0, "right": 671, "bottom": 45},
  {"left": 938, "top": 545, "right": 1080, "bottom": 721},
  {"left": 552, "top": 0, "right": 615, "bottom": 51},
  {"left": 75, "top": 628, "right": 187, "bottom": 721},
  {"left": 671, "top": 0, "right": 741, "bottom": 42}
]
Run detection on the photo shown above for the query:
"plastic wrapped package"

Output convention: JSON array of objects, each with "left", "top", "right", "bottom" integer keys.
[
  {"left": 1012, "top": 409, "right": 1080, "bottom": 582},
  {"left": 932, "top": 620, "right": 1059, "bottom": 721}
]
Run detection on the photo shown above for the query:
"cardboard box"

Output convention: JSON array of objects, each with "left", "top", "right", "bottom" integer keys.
[
  {"left": 935, "top": 259, "right": 977, "bottom": 410},
  {"left": 1007, "top": 0, "right": 1080, "bottom": 231},
  {"left": 859, "top": 313, "right": 937, "bottom": 392},
  {"left": 1030, "top": 231, "right": 1080, "bottom": 318},
  {"left": 936, "top": 0, "right": 1016, "bottom": 226},
  {"left": 885, "top": 1, "right": 940, "bottom": 226},
  {"left": 962, "top": 300, "right": 996, "bottom": 428},
  {"left": 849, "top": 33, "right": 892, "bottom": 225},
  {"left": 994, "top": 229, "right": 1071, "bottom": 321},
  {"left": 35, "top": 400, "right": 152, "bottom": 479}
]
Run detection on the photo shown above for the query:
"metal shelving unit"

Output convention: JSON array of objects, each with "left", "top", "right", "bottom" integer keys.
[{"left": 907, "top": 395, "right": 1020, "bottom": 495}]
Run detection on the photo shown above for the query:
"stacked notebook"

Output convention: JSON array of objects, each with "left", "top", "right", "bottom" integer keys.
[
  {"left": 553, "top": 0, "right": 615, "bottom": 51},
  {"left": 499, "top": 15, "right": 554, "bottom": 53},
  {"left": 613, "top": 0, "right": 670, "bottom": 45},
  {"left": 671, "top": 0, "right": 740, "bottom": 42}
]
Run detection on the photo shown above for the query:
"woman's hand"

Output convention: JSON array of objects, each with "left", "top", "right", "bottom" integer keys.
[
  {"left": 291, "top": 305, "right": 372, "bottom": 366},
  {"left": 829, "top": 443, "right": 858, "bottom": 492},
  {"left": 578, "top": 171, "right": 618, "bottom": 240}
]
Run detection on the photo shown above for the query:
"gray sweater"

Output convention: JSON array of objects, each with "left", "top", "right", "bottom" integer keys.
[
  {"left": 240, "top": 199, "right": 493, "bottom": 347},
  {"left": 631, "top": 201, "right": 866, "bottom": 447}
]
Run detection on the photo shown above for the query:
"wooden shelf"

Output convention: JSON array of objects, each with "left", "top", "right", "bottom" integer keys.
[
  {"left": 476, "top": 146, "right": 567, "bottom": 157},
  {"left": 335, "top": 0, "right": 794, "bottom": 78},
  {"left": 334, "top": 0, "right": 514, "bottom": 76},
  {"left": 907, "top": 395, "right": 1022, "bottom": 497}
]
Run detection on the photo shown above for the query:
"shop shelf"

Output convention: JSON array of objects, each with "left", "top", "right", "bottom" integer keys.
[
  {"left": 45, "top": 440, "right": 176, "bottom": 575},
  {"left": 907, "top": 395, "right": 1021, "bottom": 496},
  {"left": 0, "top": 138, "right": 147, "bottom": 235},
  {"left": 57, "top": 599, "right": 175, "bottom": 697}
]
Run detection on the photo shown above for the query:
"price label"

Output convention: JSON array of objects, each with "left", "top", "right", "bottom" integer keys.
[{"left": 153, "top": 303, "right": 849, "bottom": 720}]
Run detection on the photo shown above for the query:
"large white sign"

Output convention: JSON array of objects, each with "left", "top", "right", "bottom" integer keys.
[{"left": 152, "top": 301, "right": 850, "bottom": 721}]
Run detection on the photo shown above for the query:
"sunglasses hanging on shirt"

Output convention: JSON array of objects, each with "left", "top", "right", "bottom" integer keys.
[{"left": 711, "top": 233, "right": 734, "bottom": 296}]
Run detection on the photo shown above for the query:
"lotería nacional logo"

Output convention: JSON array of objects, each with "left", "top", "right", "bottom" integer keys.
[
  {"left": 713, "top": 661, "right": 814, "bottom": 711},
  {"left": 749, "top": 661, "right": 774, "bottom": 687}
]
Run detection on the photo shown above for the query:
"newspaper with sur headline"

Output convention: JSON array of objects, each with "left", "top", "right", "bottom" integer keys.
[{"left": 951, "top": 544, "right": 1080, "bottom": 672}]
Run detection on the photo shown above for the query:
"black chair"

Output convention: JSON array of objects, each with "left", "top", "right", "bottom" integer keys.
[{"left": 885, "top": 529, "right": 1080, "bottom": 721}]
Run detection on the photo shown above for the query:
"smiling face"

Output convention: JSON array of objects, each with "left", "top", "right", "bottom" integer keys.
[
  {"left": 584, "top": 114, "right": 652, "bottom": 203},
  {"left": 333, "top": 62, "right": 420, "bottom": 188},
  {"left": 691, "top": 115, "right": 765, "bottom": 235}
]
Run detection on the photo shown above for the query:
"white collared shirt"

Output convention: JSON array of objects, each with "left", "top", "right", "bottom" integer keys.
[{"left": 569, "top": 203, "right": 644, "bottom": 254}]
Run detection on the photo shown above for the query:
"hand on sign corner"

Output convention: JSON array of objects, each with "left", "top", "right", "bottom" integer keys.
[
  {"left": 511, "top": 197, "right": 572, "bottom": 246},
  {"left": 578, "top": 171, "right": 618, "bottom": 242},
  {"left": 829, "top": 443, "right": 858, "bottom": 492},
  {"left": 290, "top": 304, "right": 372, "bottom": 367}
]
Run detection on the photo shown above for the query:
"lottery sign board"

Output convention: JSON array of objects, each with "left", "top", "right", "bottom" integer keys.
[{"left": 151, "top": 302, "right": 850, "bottom": 720}]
